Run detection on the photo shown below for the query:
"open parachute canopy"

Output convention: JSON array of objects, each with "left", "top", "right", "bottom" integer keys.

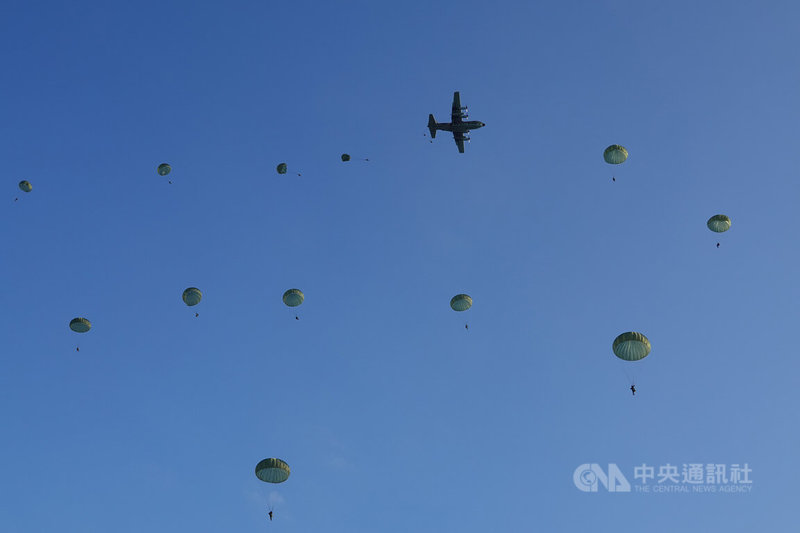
[
  {"left": 157, "top": 163, "right": 171, "bottom": 176},
  {"left": 603, "top": 145, "right": 628, "bottom": 165},
  {"left": 612, "top": 332, "right": 651, "bottom": 361},
  {"left": 18, "top": 180, "right": 32, "bottom": 192},
  {"left": 450, "top": 294, "right": 473, "bottom": 312},
  {"left": 341, "top": 153, "right": 351, "bottom": 162},
  {"left": 182, "top": 287, "right": 202, "bottom": 306},
  {"left": 255, "top": 458, "right": 290, "bottom": 483},
  {"left": 69, "top": 317, "right": 91, "bottom": 333},
  {"left": 707, "top": 214, "right": 731, "bottom": 233},
  {"left": 282, "top": 288, "right": 304, "bottom": 307},
  {"left": 276, "top": 163, "right": 288, "bottom": 174}
]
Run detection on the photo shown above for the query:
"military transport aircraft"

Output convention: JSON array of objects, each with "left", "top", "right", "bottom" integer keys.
[{"left": 427, "top": 91, "right": 485, "bottom": 153}]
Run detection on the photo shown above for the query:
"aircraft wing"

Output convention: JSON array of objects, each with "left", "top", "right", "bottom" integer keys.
[
  {"left": 451, "top": 91, "right": 462, "bottom": 124},
  {"left": 453, "top": 131, "right": 466, "bottom": 153}
]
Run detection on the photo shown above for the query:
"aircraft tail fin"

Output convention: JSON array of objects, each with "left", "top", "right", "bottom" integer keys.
[{"left": 428, "top": 114, "right": 437, "bottom": 138}]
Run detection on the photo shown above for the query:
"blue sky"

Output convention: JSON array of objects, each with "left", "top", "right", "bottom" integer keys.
[{"left": 1, "top": 1, "right": 798, "bottom": 531}]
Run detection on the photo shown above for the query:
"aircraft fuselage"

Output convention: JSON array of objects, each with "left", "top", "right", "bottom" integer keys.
[{"left": 433, "top": 121, "right": 485, "bottom": 133}]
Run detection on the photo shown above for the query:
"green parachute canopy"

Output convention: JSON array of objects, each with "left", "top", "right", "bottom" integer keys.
[
  {"left": 182, "top": 287, "right": 202, "bottom": 306},
  {"left": 341, "top": 153, "right": 351, "bottom": 162},
  {"left": 255, "top": 458, "right": 290, "bottom": 483},
  {"left": 603, "top": 145, "right": 628, "bottom": 165},
  {"left": 450, "top": 294, "right": 472, "bottom": 312},
  {"left": 276, "top": 163, "right": 288, "bottom": 174},
  {"left": 283, "top": 289, "right": 304, "bottom": 307},
  {"left": 157, "top": 163, "right": 171, "bottom": 176},
  {"left": 612, "top": 332, "right": 651, "bottom": 361},
  {"left": 18, "top": 180, "right": 32, "bottom": 192},
  {"left": 69, "top": 317, "right": 91, "bottom": 333},
  {"left": 707, "top": 214, "right": 731, "bottom": 233}
]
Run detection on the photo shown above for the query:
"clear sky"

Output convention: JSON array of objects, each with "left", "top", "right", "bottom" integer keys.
[{"left": 1, "top": 1, "right": 798, "bottom": 531}]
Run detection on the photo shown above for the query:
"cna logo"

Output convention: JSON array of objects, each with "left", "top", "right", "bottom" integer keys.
[{"left": 573, "top": 464, "right": 631, "bottom": 492}]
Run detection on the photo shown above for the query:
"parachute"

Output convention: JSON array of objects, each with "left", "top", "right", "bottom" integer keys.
[
  {"left": 707, "top": 214, "right": 731, "bottom": 233},
  {"left": 283, "top": 289, "right": 304, "bottom": 307},
  {"left": 255, "top": 458, "right": 290, "bottom": 483},
  {"left": 341, "top": 153, "right": 368, "bottom": 162},
  {"left": 18, "top": 180, "right": 32, "bottom": 193},
  {"left": 69, "top": 317, "right": 91, "bottom": 333},
  {"left": 603, "top": 145, "right": 628, "bottom": 165},
  {"left": 612, "top": 332, "right": 651, "bottom": 361},
  {"left": 157, "top": 163, "right": 171, "bottom": 176},
  {"left": 277, "top": 162, "right": 301, "bottom": 176},
  {"left": 450, "top": 294, "right": 472, "bottom": 312},
  {"left": 182, "top": 287, "right": 202, "bottom": 306}
]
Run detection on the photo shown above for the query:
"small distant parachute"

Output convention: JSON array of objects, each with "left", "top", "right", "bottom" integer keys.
[
  {"left": 182, "top": 287, "right": 202, "bottom": 306},
  {"left": 157, "top": 163, "right": 171, "bottom": 176},
  {"left": 612, "top": 332, "right": 651, "bottom": 361},
  {"left": 341, "top": 153, "right": 369, "bottom": 162},
  {"left": 18, "top": 180, "right": 32, "bottom": 193},
  {"left": 69, "top": 317, "right": 91, "bottom": 333},
  {"left": 276, "top": 163, "right": 301, "bottom": 176},
  {"left": 603, "top": 145, "right": 628, "bottom": 165},
  {"left": 450, "top": 294, "right": 472, "bottom": 312},
  {"left": 707, "top": 214, "right": 731, "bottom": 233},
  {"left": 283, "top": 289, "right": 304, "bottom": 307},
  {"left": 255, "top": 458, "right": 290, "bottom": 483}
]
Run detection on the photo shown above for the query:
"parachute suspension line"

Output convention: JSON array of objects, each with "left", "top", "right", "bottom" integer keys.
[{"left": 621, "top": 365, "right": 634, "bottom": 387}]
